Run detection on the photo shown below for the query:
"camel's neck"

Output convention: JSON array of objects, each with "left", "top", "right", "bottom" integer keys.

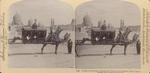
[
  {"left": 61, "top": 33, "right": 70, "bottom": 43},
  {"left": 123, "top": 31, "right": 131, "bottom": 39},
  {"left": 130, "top": 33, "right": 139, "bottom": 44},
  {"left": 55, "top": 29, "right": 62, "bottom": 35}
]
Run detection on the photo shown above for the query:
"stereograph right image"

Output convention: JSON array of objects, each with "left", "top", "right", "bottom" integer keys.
[{"left": 75, "top": 0, "right": 141, "bottom": 69}]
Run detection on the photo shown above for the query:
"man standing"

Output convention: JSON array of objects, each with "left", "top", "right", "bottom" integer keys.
[
  {"left": 67, "top": 39, "right": 73, "bottom": 54},
  {"left": 136, "top": 40, "right": 141, "bottom": 55}
]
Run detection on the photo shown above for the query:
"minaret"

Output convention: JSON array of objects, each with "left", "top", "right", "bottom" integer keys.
[
  {"left": 50, "top": 18, "right": 55, "bottom": 29},
  {"left": 98, "top": 20, "right": 101, "bottom": 28},
  {"left": 71, "top": 19, "right": 75, "bottom": 30},
  {"left": 108, "top": 23, "right": 111, "bottom": 29},
  {"left": 120, "top": 19, "right": 125, "bottom": 30},
  {"left": 51, "top": 18, "right": 55, "bottom": 27}
]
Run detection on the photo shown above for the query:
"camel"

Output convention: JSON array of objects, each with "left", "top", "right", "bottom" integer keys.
[
  {"left": 110, "top": 27, "right": 139, "bottom": 55},
  {"left": 41, "top": 26, "right": 70, "bottom": 54}
]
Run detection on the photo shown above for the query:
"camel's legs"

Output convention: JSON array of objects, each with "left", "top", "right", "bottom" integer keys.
[
  {"left": 41, "top": 43, "right": 47, "bottom": 54},
  {"left": 110, "top": 45, "right": 116, "bottom": 55},
  {"left": 124, "top": 44, "right": 128, "bottom": 55},
  {"left": 55, "top": 43, "right": 59, "bottom": 54}
]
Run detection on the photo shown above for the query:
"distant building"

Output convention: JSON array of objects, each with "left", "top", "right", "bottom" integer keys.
[
  {"left": 82, "top": 15, "right": 93, "bottom": 28},
  {"left": 27, "top": 19, "right": 33, "bottom": 27},
  {"left": 11, "top": 13, "right": 23, "bottom": 26}
]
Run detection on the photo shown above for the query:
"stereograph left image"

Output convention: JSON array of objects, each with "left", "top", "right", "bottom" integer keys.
[{"left": 8, "top": 0, "right": 75, "bottom": 68}]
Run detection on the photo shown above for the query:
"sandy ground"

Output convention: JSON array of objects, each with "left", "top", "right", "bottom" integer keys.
[
  {"left": 9, "top": 43, "right": 141, "bottom": 69},
  {"left": 75, "top": 44, "right": 140, "bottom": 69},
  {"left": 9, "top": 44, "right": 75, "bottom": 68}
]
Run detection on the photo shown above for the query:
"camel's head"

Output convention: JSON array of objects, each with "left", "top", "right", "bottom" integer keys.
[
  {"left": 63, "top": 33, "right": 71, "bottom": 42},
  {"left": 131, "top": 33, "right": 139, "bottom": 43}
]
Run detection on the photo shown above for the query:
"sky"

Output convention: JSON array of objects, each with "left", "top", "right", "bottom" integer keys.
[
  {"left": 76, "top": 0, "right": 141, "bottom": 27},
  {"left": 9, "top": 0, "right": 74, "bottom": 26},
  {"left": 9, "top": 0, "right": 140, "bottom": 27}
]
